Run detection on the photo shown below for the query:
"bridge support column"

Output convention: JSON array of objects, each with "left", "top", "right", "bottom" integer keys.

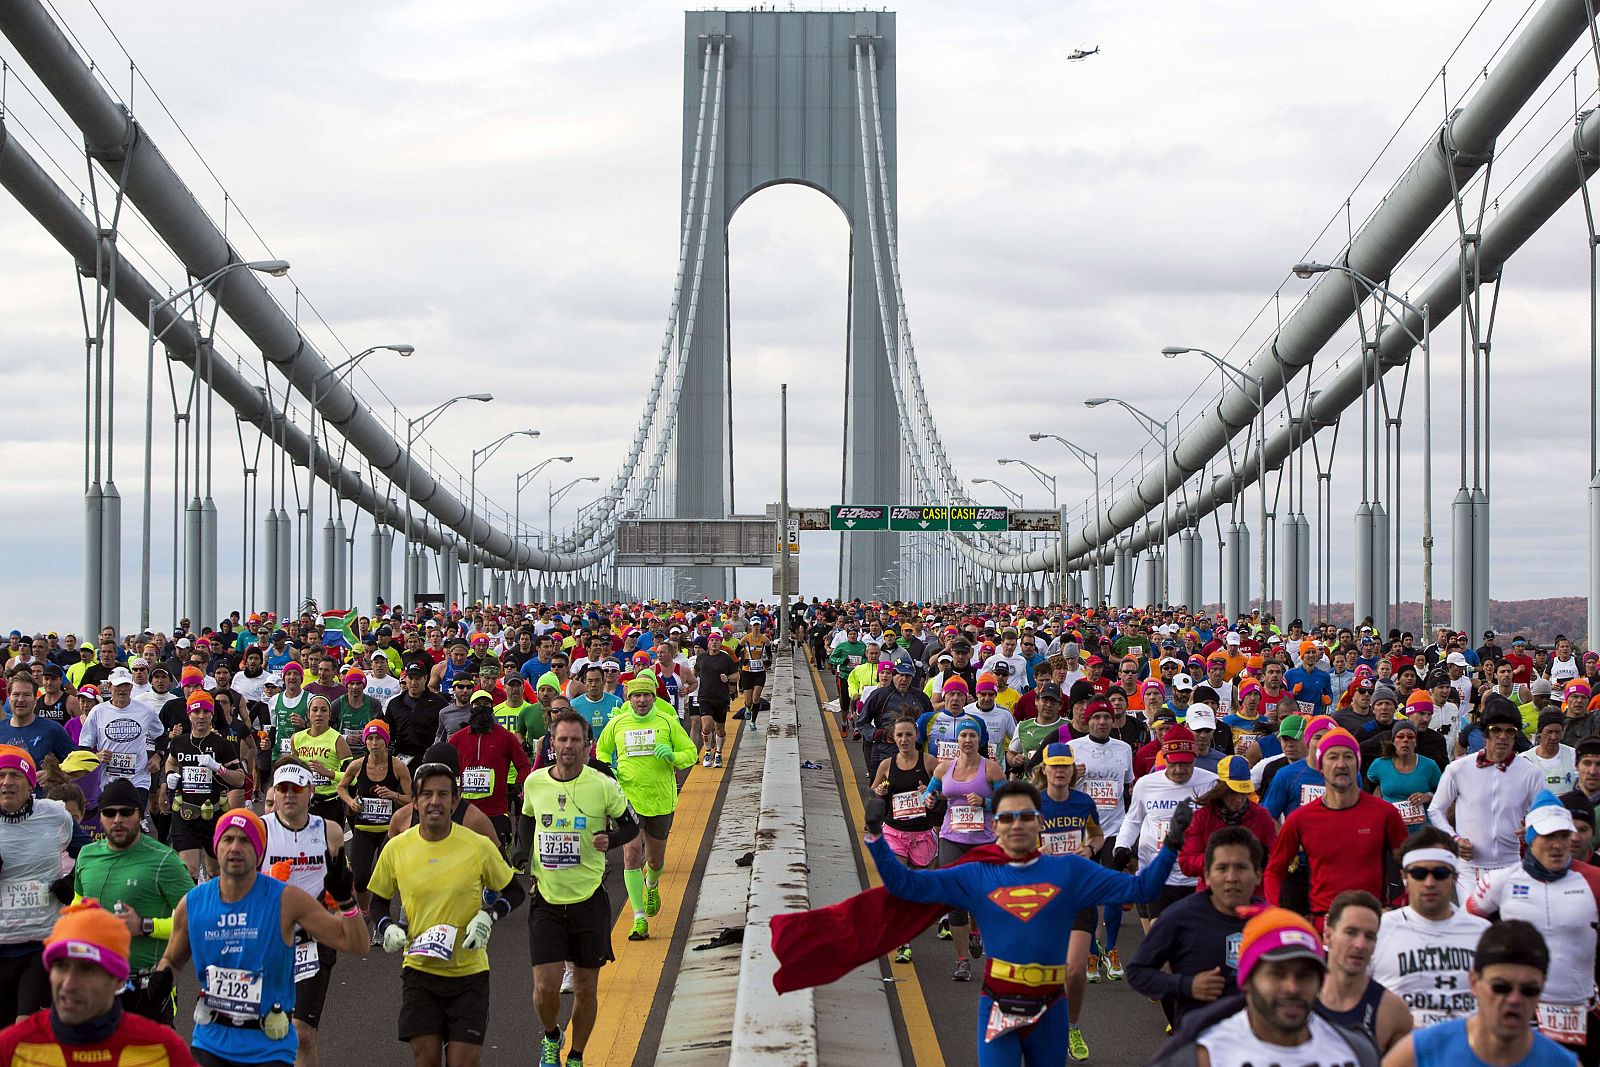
[
  {"left": 200, "top": 495, "right": 217, "bottom": 628},
  {"left": 101, "top": 480, "right": 121, "bottom": 635}
]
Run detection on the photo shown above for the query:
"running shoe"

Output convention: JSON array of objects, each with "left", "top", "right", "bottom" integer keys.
[
  {"left": 629, "top": 917, "right": 649, "bottom": 941},
  {"left": 952, "top": 958, "right": 972, "bottom": 982},
  {"left": 1068, "top": 1027, "right": 1090, "bottom": 1062},
  {"left": 936, "top": 918, "right": 951, "bottom": 941},
  {"left": 541, "top": 1035, "right": 562, "bottom": 1066},
  {"left": 560, "top": 964, "right": 574, "bottom": 994},
  {"left": 701, "top": 751, "right": 714, "bottom": 768},
  {"left": 645, "top": 883, "right": 661, "bottom": 917},
  {"left": 1086, "top": 953, "right": 1101, "bottom": 984},
  {"left": 565, "top": 1057, "right": 583, "bottom": 1067},
  {"left": 893, "top": 944, "right": 912, "bottom": 964},
  {"left": 967, "top": 931, "right": 983, "bottom": 958},
  {"left": 713, "top": 752, "right": 722, "bottom": 768},
  {"left": 1104, "top": 947, "right": 1125, "bottom": 980}
]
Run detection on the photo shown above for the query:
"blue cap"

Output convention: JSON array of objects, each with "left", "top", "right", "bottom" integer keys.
[{"left": 1042, "top": 742, "right": 1075, "bottom": 766}]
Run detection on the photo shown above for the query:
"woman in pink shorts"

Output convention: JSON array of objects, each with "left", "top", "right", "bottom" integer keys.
[{"left": 871, "top": 716, "right": 939, "bottom": 963}]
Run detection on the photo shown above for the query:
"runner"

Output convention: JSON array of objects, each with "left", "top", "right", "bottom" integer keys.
[
  {"left": 869, "top": 716, "right": 938, "bottom": 964},
  {"left": 160, "top": 689, "right": 249, "bottom": 880},
  {"left": 1316, "top": 890, "right": 1413, "bottom": 1055},
  {"left": 860, "top": 662, "right": 936, "bottom": 785},
  {"left": 1032, "top": 744, "right": 1103, "bottom": 1060},
  {"left": 0, "top": 902, "right": 197, "bottom": 1066},
  {"left": 71, "top": 776, "right": 195, "bottom": 1023},
  {"left": 594, "top": 675, "right": 697, "bottom": 940},
  {"left": 737, "top": 621, "right": 770, "bottom": 722},
  {"left": 511, "top": 710, "right": 637, "bottom": 1067},
  {"left": 1368, "top": 830, "right": 1487, "bottom": 1027},
  {"left": 290, "top": 696, "right": 353, "bottom": 830},
  {"left": 1069, "top": 699, "right": 1136, "bottom": 982},
  {"left": 1116, "top": 723, "right": 1218, "bottom": 929},
  {"left": 447, "top": 688, "right": 531, "bottom": 843},
  {"left": 332, "top": 668, "right": 381, "bottom": 752},
  {"left": 155, "top": 807, "right": 367, "bottom": 1067},
  {"left": 368, "top": 758, "right": 525, "bottom": 1067},
  {"left": 0, "top": 746, "right": 77, "bottom": 1022},
  {"left": 1427, "top": 698, "right": 1543, "bottom": 889},
  {"left": 334, "top": 720, "right": 412, "bottom": 928},
  {"left": 80, "top": 669, "right": 163, "bottom": 807},
  {"left": 927, "top": 715, "right": 1007, "bottom": 980},
  {"left": 270, "top": 661, "right": 311, "bottom": 759},
  {"left": 691, "top": 636, "right": 737, "bottom": 768}
]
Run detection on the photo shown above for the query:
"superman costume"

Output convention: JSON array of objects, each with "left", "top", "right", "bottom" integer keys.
[{"left": 772, "top": 835, "right": 1176, "bottom": 1067}]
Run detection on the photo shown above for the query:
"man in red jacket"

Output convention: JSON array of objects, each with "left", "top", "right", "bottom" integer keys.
[
  {"left": 1178, "top": 755, "right": 1278, "bottom": 888},
  {"left": 448, "top": 689, "right": 533, "bottom": 844},
  {"left": 1265, "top": 728, "right": 1406, "bottom": 927}
]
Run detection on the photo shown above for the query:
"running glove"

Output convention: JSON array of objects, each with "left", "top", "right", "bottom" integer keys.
[
  {"left": 1112, "top": 846, "right": 1134, "bottom": 871},
  {"left": 864, "top": 792, "right": 888, "bottom": 836},
  {"left": 323, "top": 852, "right": 355, "bottom": 909},
  {"left": 653, "top": 742, "right": 675, "bottom": 762},
  {"left": 461, "top": 909, "right": 494, "bottom": 951},
  {"left": 1163, "top": 800, "right": 1195, "bottom": 851},
  {"left": 379, "top": 919, "right": 410, "bottom": 954}
]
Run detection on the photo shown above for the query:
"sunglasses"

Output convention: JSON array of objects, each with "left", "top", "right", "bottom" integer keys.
[
  {"left": 1404, "top": 865, "right": 1455, "bottom": 882},
  {"left": 99, "top": 806, "right": 139, "bottom": 819},
  {"left": 274, "top": 782, "right": 309, "bottom": 794},
  {"left": 994, "top": 809, "right": 1041, "bottom": 825},
  {"left": 1487, "top": 980, "right": 1543, "bottom": 998}
]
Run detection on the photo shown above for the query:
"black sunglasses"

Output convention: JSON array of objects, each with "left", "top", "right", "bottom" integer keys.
[
  {"left": 100, "top": 806, "right": 139, "bottom": 819},
  {"left": 1404, "top": 865, "right": 1455, "bottom": 882},
  {"left": 1487, "top": 980, "right": 1543, "bottom": 998}
]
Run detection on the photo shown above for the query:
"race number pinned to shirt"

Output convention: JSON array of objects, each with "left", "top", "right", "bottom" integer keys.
[
  {"left": 203, "top": 966, "right": 263, "bottom": 1021},
  {"left": 1395, "top": 800, "right": 1426, "bottom": 826},
  {"left": 1085, "top": 779, "right": 1118, "bottom": 809},
  {"left": 623, "top": 728, "right": 657, "bottom": 757},
  {"left": 890, "top": 791, "right": 925, "bottom": 821},
  {"left": 538, "top": 832, "right": 582, "bottom": 869},
  {"left": 182, "top": 765, "right": 214, "bottom": 793},
  {"left": 949, "top": 804, "right": 986, "bottom": 834},
  {"left": 1300, "top": 784, "right": 1326, "bottom": 806},
  {"left": 106, "top": 751, "right": 138, "bottom": 777},
  {"left": 293, "top": 939, "right": 320, "bottom": 982},
  {"left": 406, "top": 923, "right": 458, "bottom": 961},
  {"left": 935, "top": 739, "right": 958, "bottom": 761},
  {"left": 360, "top": 797, "right": 393, "bottom": 822},
  {"left": 984, "top": 998, "right": 1049, "bottom": 1044},
  {"left": 1537, "top": 1002, "right": 1588, "bottom": 1046},
  {"left": 461, "top": 767, "right": 494, "bottom": 795},
  {"left": 1041, "top": 830, "right": 1082, "bottom": 856},
  {"left": 1, "top": 880, "right": 47, "bottom": 911}
]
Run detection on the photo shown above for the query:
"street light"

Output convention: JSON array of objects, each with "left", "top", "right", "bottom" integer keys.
[
  {"left": 1084, "top": 397, "right": 1172, "bottom": 604},
  {"left": 306, "top": 344, "right": 414, "bottom": 600},
  {"left": 1031, "top": 432, "right": 1102, "bottom": 605},
  {"left": 466, "top": 429, "right": 540, "bottom": 604},
  {"left": 141, "top": 258, "right": 291, "bottom": 629},
  {"left": 996, "top": 459, "right": 1057, "bottom": 507},
  {"left": 401, "top": 393, "right": 493, "bottom": 612},
  {"left": 514, "top": 456, "right": 572, "bottom": 600},
  {"left": 550, "top": 476, "right": 601, "bottom": 544},
  {"left": 1163, "top": 345, "right": 1267, "bottom": 616},
  {"left": 1292, "top": 261, "right": 1432, "bottom": 632}
]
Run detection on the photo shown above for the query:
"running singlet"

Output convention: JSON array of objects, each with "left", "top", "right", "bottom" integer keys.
[
  {"left": 351, "top": 756, "right": 403, "bottom": 833},
  {"left": 939, "top": 762, "right": 995, "bottom": 845},
  {"left": 187, "top": 874, "right": 298, "bottom": 1063},
  {"left": 271, "top": 692, "right": 308, "bottom": 755},
  {"left": 1319, "top": 978, "right": 1389, "bottom": 1047},
  {"left": 519, "top": 765, "right": 629, "bottom": 904},
  {"left": 292, "top": 729, "right": 343, "bottom": 797},
  {"left": 883, "top": 758, "right": 934, "bottom": 834},
  {"left": 1195, "top": 1010, "right": 1363, "bottom": 1067}
]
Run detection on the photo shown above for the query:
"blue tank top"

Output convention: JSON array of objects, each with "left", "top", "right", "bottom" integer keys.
[
  {"left": 1415, "top": 1018, "right": 1575, "bottom": 1067},
  {"left": 187, "top": 874, "right": 298, "bottom": 1063}
]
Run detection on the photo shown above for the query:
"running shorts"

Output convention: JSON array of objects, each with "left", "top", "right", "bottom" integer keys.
[
  {"left": 698, "top": 701, "right": 729, "bottom": 724},
  {"left": 293, "top": 942, "right": 337, "bottom": 1027},
  {"left": 882, "top": 824, "right": 938, "bottom": 868},
  {"left": 528, "top": 887, "right": 614, "bottom": 970},
  {"left": 639, "top": 812, "right": 674, "bottom": 840},
  {"left": 168, "top": 811, "right": 218, "bottom": 856},
  {"left": 398, "top": 968, "right": 490, "bottom": 1046},
  {"left": 739, "top": 671, "right": 767, "bottom": 690}
]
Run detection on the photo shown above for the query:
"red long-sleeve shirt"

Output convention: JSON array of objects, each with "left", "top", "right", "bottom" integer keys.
[
  {"left": 447, "top": 723, "right": 532, "bottom": 817},
  {"left": 1178, "top": 800, "right": 1280, "bottom": 887},
  {"left": 1265, "top": 791, "right": 1406, "bottom": 915}
]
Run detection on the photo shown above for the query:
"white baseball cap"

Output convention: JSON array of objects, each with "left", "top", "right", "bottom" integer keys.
[
  {"left": 1172, "top": 673, "right": 1196, "bottom": 691},
  {"left": 106, "top": 667, "right": 134, "bottom": 686},
  {"left": 1185, "top": 707, "right": 1218, "bottom": 731}
]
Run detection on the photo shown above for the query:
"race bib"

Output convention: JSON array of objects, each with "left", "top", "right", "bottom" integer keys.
[
  {"left": 935, "top": 739, "right": 958, "bottom": 761},
  {"left": 1300, "top": 784, "right": 1326, "bottom": 806},
  {"left": 203, "top": 966, "right": 263, "bottom": 1021},
  {"left": 890, "top": 791, "right": 925, "bottom": 821},
  {"left": 747, "top": 657, "right": 765, "bottom": 672},
  {"left": 847, "top": 655, "right": 862, "bottom": 667},
  {"left": 1297, "top": 700, "right": 1314, "bottom": 715},
  {"left": 406, "top": 923, "right": 458, "bottom": 961},
  {"left": 1152, "top": 817, "right": 1171, "bottom": 843},
  {"left": 308, "top": 769, "right": 332, "bottom": 789},
  {"left": 1041, "top": 830, "right": 1082, "bottom": 856},
  {"left": 278, "top": 737, "right": 293, "bottom": 755},
  {"left": 182, "top": 765, "right": 213, "bottom": 793},
  {"left": 538, "top": 831, "right": 582, "bottom": 869},
  {"left": 1537, "top": 1002, "right": 1588, "bottom": 1045},
  {"left": 623, "top": 728, "right": 656, "bottom": 757},
  {"left": 1085, "top": 779, "right": 1118, "bottom": 809},
  {"left": 360, "top": 797, "right": 393, "bottom": 822},
  {"left": 1, "top": 880, "right": 47, "bottom": 911},
  {"left": 106, "top": 751, "right": 138, "bottom": 777},
  {"left": 461, "top": 767, "right": 493, "bottom": 795},
  {"left": 293, "top": 939, "right": 319, "bottom": 982},
  {"left": 1396, "top": 800, "right": 1425, "bottom": 826},
  {"left": 949, "top": 804, "right": 986, "bottom": 834}
]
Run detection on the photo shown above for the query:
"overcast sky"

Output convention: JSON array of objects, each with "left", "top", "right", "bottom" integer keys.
[{"left": 0, "top": 0, "right": 1596, "bottom": 631}]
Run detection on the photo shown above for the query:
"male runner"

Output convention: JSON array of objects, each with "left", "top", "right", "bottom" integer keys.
[
  {"left": 0, "top": 747, "right": 76, "bottom": 1022},
  {"left": 594, "top": 675, "right": 697, "bottom": 940},
  {"left": 161, "top": 689, "right": 249, "bottom": 880},
  {"left": 1318, "top": 890, "right": 1414, "bottom": 1054},
  {"left": 691, "top": 638, "right": 738, "bottom": 768}
]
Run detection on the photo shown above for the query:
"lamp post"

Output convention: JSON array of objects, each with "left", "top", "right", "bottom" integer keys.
[
  {"left": 1084, "top": 397, "right": 1172, "bottom": 603},
  {"left": 142, "top": 258, "right": 290, "bottom": 630},
  {"left": 307, "top": 344, "right": 414, "bottom": 605},
  {"left": 1293, "top": 262, "right": 1432, "bottom": 633},
  {"left": 1031, "top": 433, "right": 1101, "bottom": 605},
  {"left": 401, "top": 394, "right": 493, "bottom": 612},
  {"left": 999, "top": 458, "right": 1061, "bottom": 604},
  {"left": 515, "top": 456, "right": 573, "bottom": 599},
  {"left": 467, "top": 429, "right": 540, "bottom": 604},
  {"left": 550, "top": 477, "right": 601, "bottom": 544},
  {"left": 1162, "top": 345, "right": 1267, "bottom": 616}
]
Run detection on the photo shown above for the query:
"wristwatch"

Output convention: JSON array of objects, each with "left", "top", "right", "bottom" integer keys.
[{"left": 141, "top": 917, "right": 154, "bottom": 937}]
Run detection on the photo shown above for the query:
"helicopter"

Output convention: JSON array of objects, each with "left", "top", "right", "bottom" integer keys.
[{"left": 1067, "top": 46, "right": 1100, "bottom": 61}]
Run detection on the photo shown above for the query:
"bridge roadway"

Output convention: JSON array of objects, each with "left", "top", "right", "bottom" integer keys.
[{"left": 156, "top": 651, "right": 1171, "bottom": 1065}]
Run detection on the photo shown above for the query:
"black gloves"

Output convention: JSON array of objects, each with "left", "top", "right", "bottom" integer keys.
[
  {"left": 1163, "top": 800, "right": 1195, "bottom": 851},
  {"left": 49, "top": 875, "right": 74, "bottom": 906},
  {"left": 1112, "top": 846, "right": 1133, "bottom": 871},
  {"left": 143, "top": 967, "right": 174, "bottom": 1005},
  {"left": 323, "top": 852, "right": 355, "bottom": 909},
  {"left": 864, "top": 792, "right": 887, "bottom": 836}
]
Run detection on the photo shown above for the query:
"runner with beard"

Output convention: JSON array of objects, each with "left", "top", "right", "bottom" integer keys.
[{"left": 447, "top": 689, "right": 531, "bottom": 844}]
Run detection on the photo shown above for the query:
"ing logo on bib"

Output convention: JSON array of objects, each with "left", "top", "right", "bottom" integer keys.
[{"left": 987, "top": 884, "right": 1058, "bottom": 922}]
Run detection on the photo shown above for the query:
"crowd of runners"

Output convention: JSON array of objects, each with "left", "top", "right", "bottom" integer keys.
[{"left": 1, "top": 598, "right": 1598, "bottom": 1065}]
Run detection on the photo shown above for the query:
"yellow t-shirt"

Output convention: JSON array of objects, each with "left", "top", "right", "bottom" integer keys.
[{"left": 367, "top": 823, "right": 515, "bottom": 977}]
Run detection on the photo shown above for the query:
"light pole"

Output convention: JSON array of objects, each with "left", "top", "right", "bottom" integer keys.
[
  {"left": 306, "top": 344, "right": 413, "bottom": 604},
  {"left": 401, "top": 394, "right": 493, "bottom": 613},
  {"left": 1031, "top": 433, "right": 1102, "bottom": 605},
  {"left": 1293, "top": 262, "right": 1432, "bottom": 632},
  {"left": 1084, "top": 398, "right": 1172, "bottom": 604},
  {"left": 515, "top": 456, "right": 572, "bottom": 598},
  {"left": 550, "top": 477, "right": 601, "bottom": 544},
  {"left": 1162, "top": 345, "right": 1267, "bottom": 616},
  {"left": 971, "top": 477, "right": 1024, "bottom": 509},
  {"left": 467, "top": 429, "right": 540, "bottom": 604},
  {"left": 998, "top": 458, "right": 1060, "bottom": 604},
  {"left": 142, "top": 258, "right": 290, "bottom": 630}
]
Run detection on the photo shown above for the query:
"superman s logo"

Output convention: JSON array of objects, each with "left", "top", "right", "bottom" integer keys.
[{"left": 987, "top": 883, "right": 1059, "bottom": 922}]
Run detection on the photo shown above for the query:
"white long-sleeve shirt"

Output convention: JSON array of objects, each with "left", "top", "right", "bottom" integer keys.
[
  {"left": 1427, "top": 755, "right": 1543, "bottom": 869},
  {"left": 1115, "top": 767, "right": 1217, "bottom": 886}
]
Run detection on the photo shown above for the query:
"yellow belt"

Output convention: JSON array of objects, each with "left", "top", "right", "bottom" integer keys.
[{"left": 987, "top": 960, "right": 1066, "bottom": 987}]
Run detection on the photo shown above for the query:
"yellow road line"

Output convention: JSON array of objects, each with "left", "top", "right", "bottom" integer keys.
[
  {"left": 585, "top": 712, "right": 742, "bottom": 1066},
  {"left": 808, "top": 656, "right": 945, "bottom": 1067}
]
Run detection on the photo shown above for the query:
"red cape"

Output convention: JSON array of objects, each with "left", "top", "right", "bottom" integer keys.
[{"left": 770, "top": 841, "right": 1022, "bottom": 993}]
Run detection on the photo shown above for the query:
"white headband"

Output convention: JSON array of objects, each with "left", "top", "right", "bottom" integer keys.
[{"left": 1401, "top": 847, "right": 1459, "bottom": 871}]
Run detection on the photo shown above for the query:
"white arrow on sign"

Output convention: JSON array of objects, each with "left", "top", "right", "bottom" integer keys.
[
  {"left": 972, "top": 521, "right": 988, "bottom": 529},
  {"left": 918, "top": 520, "right": 931, "bottom": 528},
  {"left": 844, "top": 520, "right": 856, "bottom": 528}
]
